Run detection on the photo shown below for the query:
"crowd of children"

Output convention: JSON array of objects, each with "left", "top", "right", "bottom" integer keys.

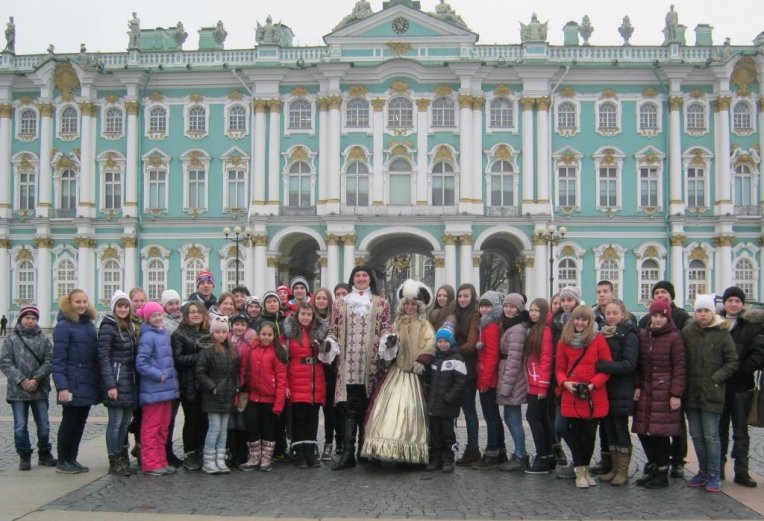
[{"left": 2, "top": 271, "right": 763, "bottom": 495}]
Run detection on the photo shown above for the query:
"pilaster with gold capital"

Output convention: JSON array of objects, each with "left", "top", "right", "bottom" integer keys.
[
  {"left": 443, "top": 234, "right": 458, "bottom": 246},
  {"left": 253, "top": 99, "right": 268, "bottom": 113},
  {"left": 535, "top": 97, "right": 551, "bottom": 111},
  {"left": 319, "top": 256, "right": 328, "bottom": 268},
  {"left": 471, "top": 97, "right": 485, "bottom": 111},
  {"left": 458, "top": 234, "right": 473, "bottom": 246},
  {"left": 341, "top": 234, "right": 356, "bottom": 245},
  {"left": 0, "top": 104, "right": 14, "bottom": 118},
  {"left": 670, "top": 234, "right": 687, "bottom": 247},
  {"left": 713, "top": 97, "right": 732, "bottom": 112},
  {"left": 328, "top": 96, "right": 342, "bottom": 110},
  {"left": 252, "top": 234, "right": 269, "bottom": 247},
  {"left": 371, "top": 99, "right": 386, "bottom": 112},
  {"left": 519, "top": 97, "right": 535, "bottom": 111},
  {"left": 458, "top": 95, "right": 473, "bottom": 109},
  {"left": 37, "top": 103, "right": 54, "bottom": 117},
  {"left": 434, "top": 257, "right": 445, "bottom": 268},
  {"left": 326, "top": 234, "right": 340, "bottom": 246},
  {"left": 533, "top": 234, "right": 547, "bottom": 246},
  {"left": 713, "top": 234, "right": 734, "bottom": 247},
  {"left": 120, "top": 236, "right": 137, "bottom": 248},
  {"left": 268, "top": 99, "right": 282, "bottom": 111},
  {"left": 472, "top": 255, "right": 481, "bottom": 268},
  {"left": 669, "top": 97, "right": 683, "bottom": 111},
  {"left": 318, "top": 98, "right": 330, "bottom": 112},
  {"left": 32, "top": 237, "right": 53, "bottom": 248},
  {"left": 124, "top": 101, "right": 139, "bottom": 116},
  {"left": 78, "top": 101, "right": 97, "bottom": 117},
  {"left": 524, "top": 257, "right": 535, "bottom": 268},
  {"left": 0, "top": 238, "right": 9, "bottom": 249},
  {"left": 416, "top": 99, "right": 430, "bottom": 112},
  {"left": 266, "top": 257, "right": 279, "bottom": 268}
]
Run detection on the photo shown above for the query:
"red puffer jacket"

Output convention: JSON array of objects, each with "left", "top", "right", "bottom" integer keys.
[
  {"left": 556, "top": 334, "right": 612, "bottom": 419},
  {"left": 240, "top": 341, "right": 287, "bottom": 415},
  {"left": 477, "top": 310, "right": 502, "bottom": 392},
  {"left": 526, "top": 325, "right": 554, "bottom": 397},
  {"left": 284, "top": 327, "right": 326, "bottom": 405}
]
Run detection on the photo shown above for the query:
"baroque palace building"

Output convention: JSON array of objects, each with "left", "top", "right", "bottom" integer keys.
[{"left": 1, "top": 0, "right": 764, "bottom": 326}]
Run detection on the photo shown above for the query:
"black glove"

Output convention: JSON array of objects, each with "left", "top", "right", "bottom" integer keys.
[{"left": 386, "top": 334, "right": 398, "bottom": 348}]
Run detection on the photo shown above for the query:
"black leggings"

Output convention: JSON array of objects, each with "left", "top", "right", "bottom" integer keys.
[
  {"left": 292, "top": 403, "right": 320, "bottom": 446},
  {"left": 245, "top": 402, "right": 278, "bottom": 442},
  {"left": 180, "top": 398, "right": 208, "bottom": 453},
  {"left": 323, "top": 364, "right": 338, "bottom": 444},
  {"left": 566, "top": 418, "right": 598, "bottom": 466},
  {"left": 526, "top": 395, "right": 555, "bottom": 457},
  {"left": 639, "top": 434, "right": 671, "bottom": 468},
  {"left": 57, "top": 405, "right": 90, "bottom": 463}
]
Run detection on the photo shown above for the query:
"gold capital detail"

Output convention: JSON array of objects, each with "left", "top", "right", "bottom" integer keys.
[
  {"left": 434, "top": 258, "right": 445, "bottom": 268},
  {"left": 472, "top": 256, "right": 481, "bottom": 268},
  {"left": 327, "top": 234, "right": 340, "bottom": 246},
  {"left": 642, "top": 88, "right": 658, "bottom": 98},
  {"left": 713, "top": 235, "right": 734, "bottom": 247},
  {"left": 669, "top": 97, "right": 683, "bottom": 111},
  {"left": 458, "top": 234, "right": 473, "bottom": 245},
  {"left": 371, "top": 98, "right": 386, "bottom": 112},
  {"left": 354, "top": 257, "right": 367, "bottom": 266},
  {"left": 120, "top": 236, "right": 137, "bottom": 248},
  {"left": 32, "top": 237, "right": 53, "bottom": 248},
  {"left": 458, "top": 95, "right": 473, "bottom": 109},
  {"left": 0, "top": 104, "right": 13, "bottom": 118},
  {"left": 390, "top": 81, "right": 410, "bottom": 94},
  {"left": 472, "top": 97, "right": 485, "bottom": 110},
  {"left": 533, "top": 234, "right": 547, "bottom": 246},
  {"left": 0, "top": 238, "right": 9, "bottom": 249},
  {"left": 714, "top": 96, "right": 732, "bottom": 112},
  {"left": 524, "top": 258, "right": 535, "bottom": 268},
  {"left": 74, "top": 236, "right": 94, "bottom": 248},
  {"left": 342, "top": 234, "right": 356, "bottom": 244},
  {"left": 37, "top": 103, "right": 54, "bottom": 117},
  {"left": 416, "top": 98, "right": 430, "bottom": 111},
  {"left": 266, "top": 257, "right": 279, "bottom": 268},
  {"left": 318, "top": 98, "right": 330, "bottom": 112},
  {"left": 124, "top": 101, "right": 139, "bottom": 115},
  {"left": 269, "top": 99, "right": 282, "bottom": 111},
  {"left": 519, "top": 97, "right": 535, "bottom": 111},
  {"left": 329, "top": 96, "right": 342, "bottom": 111},
  {"left": 443, "top": 234, "right": 458, "bottom": 246},
  {"left": 253, "top": 99, "right": 268, "bottom": 113},
  {"left": 535, "top": 97, "right": 551, "bottom": 111},
  {"left": 78, "top": 101, "right": 97, "bottom": 117}
]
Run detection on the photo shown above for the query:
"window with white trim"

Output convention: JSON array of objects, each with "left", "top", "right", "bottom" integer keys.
[
  {"left": 345, "top": 161, "right": 370, "bottom": 207},
  {"left": 687, "top": 259, "right": 707, "bottom": 304},
  {"left": 734, "top": 258, "right": 756, "bottom": 301},
  {"left": 489, "top": 160, "right": 514, "bottom": 207},
  {"left": 103, "top": 169, "right": 122, "bottom": 210},
  {"left": 599, "top": 259, "right": 620, "bottom": 297},
  {"left": 639, "top": 102, "right": 658, "bottom": 132},
  {"left": 147, "top": 167, "right": 167, "bottom": 210},
  {"left": 490, "top": 98, "right": 512, "bottom": 129},
  {"left": 598, "top": 166, "right": 617, "bottom": 209},
  {"left": 184, "top": 258, "right": 205, "bottom": 300},
  {"left": 598, "top": 101, "right": 618, "bottom": 130},
  {"left": 733, "top": 164, "right": 755, "bottom": 208},
  {"left": 16, "top": 260, "right": 35, "bottom": 302},
  {"left": 639, "top": 167, "right": 659, "bottom": 210},
  {"left": 432, "top": 98, "right": 455, "bottom": 128},
  {"left": 388, "top": 98, "right": 413, "bottom": 129},
  {"left": 19, "top": 108, "right": 37, "bottom": 138},
  {"left": 686, "top": 166, "right": 706, "bottom": 209},
  {"left": 557, "top": 166, "right": 577, "bottom": 208},
  {"left": 388, "top": 158, "right": 412, "bottom": 205},
  {"left": 187, "top": 106, "right": 206, "bottom": 134},
  {"left": 227, "top": 104, "right": 247, "bottom": 133},
  {"left": 149, "top": 106, "right": 167, "bottom": 134},
  {"left": 60, "top": 106, "right": 78, "bottom": 136},
  {"left": 104, "top": 107, "right": 124, "bottom": 135},
  {"left": 146, "top": 258, "right": 166, "bottom": 301},
  {"left": 57, "top": 169, "right": 77, "bottom": 214},
  {"left": 346, "top": 98, "right": 369, "bottom": 128},
  {"left": 686, "top": 102, "right": 706, "bottom": 131},
  {"left": 431, "top": 161, "right": 455, "bottom": 206},
  {"left": 225, "top": 168, "right": 246, "bottom": 211},
  {"left": 101, "top": 259, "right": 122, "bottom": 303},
  {"left": 733, "top": 101, "right": 752, "bottom": 133},
  {"left": 225, "top": 258, "right": 243, "bottom": 293},
  {"left": 288, "top": 99, "right": 312, "bottom": 130},
  {"left": 557, "top": 258, "right": 578, "bottom": 292},
  {"left": 639, "top": 259, "right": 660, "bottom": 303},
  {"left": 18, "top": 170, "right": 36, "bottom": 211},
  {"left": 187, "top": 168, "right": 206, "bottom": 210},
  {"left": 287, "top": 161, "right": 312, "bottom": 207},
  {"left": 55, "top": 258, "right": 76, "bottom": 299},
  {"left": 558, "top": 101, "right": 576, "bottom": 130}
]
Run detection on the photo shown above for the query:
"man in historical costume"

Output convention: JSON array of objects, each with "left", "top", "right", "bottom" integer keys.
[{"left": 321, "top": 266, "right": 393, "bottom": 470}]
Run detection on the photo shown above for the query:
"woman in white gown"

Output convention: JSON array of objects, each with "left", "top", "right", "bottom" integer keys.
[{"left": 361, "top": 279, "right": 436, "bottom": 464}]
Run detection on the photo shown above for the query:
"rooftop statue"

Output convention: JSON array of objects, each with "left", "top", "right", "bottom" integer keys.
[
  {"left": 128, "top": 12, "right": 140, "bottom": 50},
  {"left": 432, "top": 0, "right": 468, "bottom": 29},
  {"left": 4, "top": 16, "right": 15, "bottom": 54},
  {"left": 213, "top": 20, "right": 228, "bottom": 46},
  {"left": 520, "top": 13, "right": 548, "bottom": 43},
  {"left": 618, "top": 16, "right": 634, "bottom": 46},
  {"left": 334, "top": 0, "right": 374, "bottom": 31},
  {"left": 173, "top": 21, "right": 188, "bottom": 48},
  {"left": 663, "top": 4, "right": 679, "bottom": 44},
  {"left": 256, "top": 15, "right": 282, "bottom": 45},
  {"left": 578, "top": 15, "right": 593, "bottom": 46}
]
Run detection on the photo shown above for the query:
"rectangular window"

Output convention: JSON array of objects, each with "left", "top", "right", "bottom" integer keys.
[
  {"left": 19, "top": 172, "right": 36, "bottom": 210},
  {"left": 598, "top": 167, "right": 617, "bottom": 208},
  {"left": 226, "top": 169, "right": 246, "bottom": 209},
  {"left": 558, "top": 167, "right": 576, "bottom": 207},
  {"left": 432, "top": 176, "right": 455, "bottom": 206},
  {"left": 490, "top": 175, "right": 513, "bottom": 206},
  {"left": 148, "top": 169, "right": 166, "bottom": 209},
  {"left": 639, "top": 167, "right": 658, "bottom": 208},
  {"left": 188, "top": 169, "right": 206, "bottom": 209},
  {"left": 389, "top": 175, "right": 411, "bottom": 205},
  {"left": 288, "top": 176, "right": 311, "bottom": 207},
  {"left": 104, "top": 171, "right": 122, "bottom": 210},
  {"left": 687, "top": 167, "right": 705, "bottom": 208},
  {"left": 347, "top": 176, "right": 369, "bottom": 206}
]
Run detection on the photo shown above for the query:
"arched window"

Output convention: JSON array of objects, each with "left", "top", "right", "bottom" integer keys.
[
  {"left": 388, "top": 98, "right": 413, "bottom": 128},
  {"left": 598, "top": 101, "right": 617, "bottom": 129},
  {"left": 388, "top": 158, "right": 412, "bottom": 205},
  {"left": 105, "top": 107, "right": 123, "bottom": 134},
  {"left": 687, "top": 259, "right": 707, "bottom": 303},
  {"left": 686, "top": 166, "right": 706, "bottom": 209},
  {"left": 146, "top": 259, "right": 166, "bottom": 301},
  {"left": 19, "top": 108, "right": 37, "bottom": 137},
  {"left": 639, "top": 259, "right": 660, "bottom": 303},
  {"left": 557, "top": 258, "right": 578, "bottom": 292},
  {"left": 489, "top": 160, "right": 514, "bottom": 207},
  {"left": 288, "top": 99, "right": 312, "bottom": 129},
  {"left": 149, "top": 107, "right": 167, "bottom": 134},
  {"left": 225, "top": 258, "right": 244, "bottom": 293},
  {"left": 288, "top": 161, "right": 312, "bottom": 207},
  {"left": 56, "top": 259, "right": 76, "bottom": 299},
  {"left": 599, "top": 259, "right": 620, "bottom": 297},
  {"left": 558, "top": 101, "right": 576, "bottom": 130},
  {"left": 346, "top": 99, "right": 369, "bottom": 128},
  {"left": 734, "top": 258, "right": 755, "bottom": 300},
  {"left": 102, "top": 259, "right": 122, "bottom": 302},
  {"left": 228, "top": 105, "right": 247, "bottom": 132},
  {"left": 17, "top": 260, "right": 35, "bottom": 301},
  {"left": 59, "top": 170, "right": 77, "bottom": 211},
  {"left": 432, "top": 162, "right": 455, "bottom": 206},
  {"left": 345, "top": 161, "right": 370, "bottom": 207},
  {"left": 60, "top": 106, "right": 78, "bottom": 135},
  {"left": 733, "top": 164, "right": 754, "bottom": 208},
  {"left": 686, "top": 102, "right": 705, "bottom": 131},
  {"left": 188, "top": 106, "right": 206, "bottom": 133},
  {"left": 184, "top": 259, "right": 205, "bottom": 300},
  {"left": 639, "top": 102, "right": 658, "bottom": 131},
  {"left": 490, "top": 98, "right": 512, "bottom": 128},
  {"left": 733, "top": 102, "right": 752, "bottom": 132},
  {"left": 432, "top": 98, "right": 455, "bottom": 127}
]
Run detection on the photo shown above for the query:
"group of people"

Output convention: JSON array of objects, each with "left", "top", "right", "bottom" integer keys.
[{"left": 2, "top": 268, "right": 763, "bottom": 493}]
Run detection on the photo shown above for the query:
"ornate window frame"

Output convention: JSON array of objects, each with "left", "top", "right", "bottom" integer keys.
[
  {"left": 282, "top": 145, "right": 317, "bottom": 208},
  {"left": 179, "top": 244, "right": 210, "bottom": 301},
  {"left": 595, "top": 93, "right": 621, "bottom": 136},
  {"left": 52, "top": 245, "right": 78, "bottom": 300},
  {"left": 485, "top": 91, "right": 518, "bottom": 134},
  {"left": 57, "top": 103, "right": 80, "bottom": 141},
  {"left": 731, "top": 98, "right": 755, "bottom": 136},
  {"left": 684, "top": 97, "right": 709, "bottom": 137},
  {"left": 341, "top": 145, "right": 372, "bottom": 208},
  {"left": 555, "top": 242, "right": 586, "bottom": 292},
  {"left": 593, "top": 244, "right": 626, "bottom": 299},
  {"left": 218, "top": 244, "right": 246, "bottom": 293},
  {"left": 11, "top": 152, "right": 39, "bottom": 215},
  {"left": 220, "top": 147, "right": 250, "bottom": 214},
  {"left": 553, "top": 147, "right": 583, "bottom": 213},
  {"left": 634, "top": 146, "right": 665, "bottom": 214},
  {"left": 144, "top": 97, "right": 169, "bottom": 140},
  {"left": 428, "top": 145, "right": 458, "bottom": 207},
  {"left": 15, "top": 104, "right": 39, "bottom": 141},
  {"left": 96, "top": 244, "right": 124, "bottom": 307},
  {"left": 384, "top": 152, "right": 415, "bottom": 206},
  {"left": 180, "top": 149, "right": 211, "bottom": 215},
  {"left": 732, "top": 243, "right": 759, "bottom": 302},
  {"left": 554, "top": 97, "right": 580, "bottom": 137},
  {"left": 343, "top": 97, "right": 371, "bottom": 133},
  {"left": 142, "top": 148, "right": 171, "bottom": 214},
  {"left": 593, "top": 147, "right": 625, "bottom": 213},
  {"left": 684, "top": 242, "right": 714, "bottom": 305},
  {"left": 285, "top": 94, "right": 315, "bottom": 136},
  {"left": 431, "top": 96, "right": 457, "bottom": 129},
  {"left": 225, "top": 97, "right": 249, "bottom": 139},
  {"left": 634, "top": 242, "right": 666, "bottom": 306},
  {"left": 730, "top": 148, "right": 760, "bottom": 214},
  {"left": 51, "top": 151, "right": 80, "bottom": 217},
  {"left": 386, "top": 96, "right": 415, "bottom": 133},
  {"left": 184, "top": 95, "right": 209, "bottom": 139},
  {"left": 636, "top": 98, "right": 662, "bottom": 137},
  {"left": 97, "top": 151, "right": 126, "bottom": 216},
  {"left": 101, "top": 102, "right": 125, "bottom": 140},
  {"left": 485, "top": 144, "right": 519, "bottom": 212},
  {"left": 140, "top": 245, "right": 171, "bottom": 301},
  {"left": 11, "top": 246, "right": 37, "bottom": 306},
  {"left": 682, "top": 147, "right": 713, "bottom": 213}
]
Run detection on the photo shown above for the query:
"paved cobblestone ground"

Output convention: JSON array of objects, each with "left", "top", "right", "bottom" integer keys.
[{"left": 1, "top": 369, "right": 763, "bottom": 519}]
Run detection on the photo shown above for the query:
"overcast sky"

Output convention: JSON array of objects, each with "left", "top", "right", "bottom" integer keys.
[{"left": 2, "top": 0, "right": 763, "bottom": 54}]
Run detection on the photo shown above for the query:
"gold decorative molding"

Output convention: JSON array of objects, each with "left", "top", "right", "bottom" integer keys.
[
  {"left": 266, "top": 257, "right": 279, "bottom": 268},
  {"left": 560, "top": 152, "right": 578, "bottom": 165},
  {"left": 371, "top": 98, "right": 386, "bottom": 112},
  {"left": 472, "top": 97, "right": 485, "bottom": 110},
  {"left": 494, "top": 144, "right": 512, "bottom": 161},
  {"left": 713, "top": 235, "right": 735, "bottom": 247},
  {"left": 688, "top": 245, "right": 708, "bottom": 261},
  {"left": 16, "top": 247, "right": 33, "bottom": 262},
  {"left": 0, "top": 104, "right": 14, "bottom": 118},
  {"left": 443, "top": 234, "right": 458, "bottom": 246},
  {"left": 328, "top": 96, "right": 342, "bottom": 110},
  {"left": 32, "top": 237, "right": 53, "bottom": 248},
  {"left": 559, "top": 87, "right": 576, "bottom": 98},
  {"left": 146, "top": 153, "right": 167, "bottom": 167},
  {"left": 434, "top": 146, "right": 453, "bottom": 162},
  {"left": 390, "top": 144, "right": 409, "bottom": 157},
  {"left": 458, "top": 95, "right": 473, "bottom": 109},
  {"left": 669, "top": 96, "right": 683, "bottom": 111},
  {"left": 121, "top": 236, "right": 137, "bottom": 248},
  {"left": 318, "top": 98, "right": 330, "bottom": 111},
  {"left": 348, "top": 146, "right": 367, "bottom": 161},
  {"left": 74, "top": 236, "right": 92, "bottom": 248},
  {"left": 185, "top": 245, "right": 204, "bottom": 260},
  {"left": 78, "top": 101, "right": 97, "bottom": 117},
  {"left": 524, "top": 258, "right": 535, "bottom": 268},
  {"left": 535, "top": 97, "right": 551, "bottom": 111},
  {"left": 689, "top": 148, "right": 707, "bottom": 166},
  {"left": 253, "top": 99, "right": 268, "bottom": 113},
  {"left": 519, "top": 97, "right": 535, "bottom": 111},
  {"left": 124, "top": 100, "right": 139, "bottom": 115},
  {"left": 434, "top": 84, "right": 453, "bottom": 97},
  {"left": 326, "top": 234, "right": 340, "bottom": 246},
  {"left": 252, "top": 234, "right": 268, "bottom": 247},
  {"left": 54, "top": 62, "right": 80, "bottom": 98},
  {"left": 342, "top": 234, "right": 356, "bottom": 244},
  {"left": 103, "top": 95, "right": 119, "bottom": 104},
  {"left": 713, "top": 96, "right": 732, "bottom": 112},
  {"left": 643, "top": 152, "right": 660, "bottom": 165},
  {"left": 348, "top": 85, "right": 368, "bottom": 97},
  {"left": 601, "top": 246, "right": 620, "bottom": 261},
  {"left": 55, "top": 155, "right": 76, "bottom": 170},
  {"left": 416, "top": 98, "right": 430, "bottom": 111},
  {"left": 731, "top": 56, "right": 757, "bottom": 93},
  {"left": 560, "top": 245, "right": 576, "bottom": 257},
  {"left": 532, "top": 234, "right": 547, "bottom": 247},
  {"left": 268, "top": 99, "right": 282, "bottom": 111},
  {"left": 19, "top": 96, "right": 34, "bottom": 105},
  {"left": 458, "top": 234, "right": 472, "bottom": 245},
  {"left": 228, "top": 90, "right": 244, "bottom": 101},
  {"left": 0, "top": 238, "right": 10, "bottom": 249},
  {"left": 290, "top": 146, "right": 309, "bottom": 162},
  {"left": 290, "top": 86, "right": 309, "bottom": 97},
  {"left": 149, "top": 91, "right": 165, "bottom": 102},
  {"left": 642, "top": 88, "right": 658, "bottom": 98},
  {"left": 37, "top": 103, "right": 54, "bottom": 117},
  {"left": 16, "top": 153, "right": 35, "bottom": 172},
  {"left": 434, "top": 257, "right": 445, "bottom": 268},
  {"left": 354, "top": 257, "right": 367, "bottom": 266},
  {"left": 643, "top": 245, "right": 660, "bottom": 258},
  {"left": 494, "top": 84, "right": 513, "bottom": 97},
  {"left": 759, "top": 98, "right": 764, "bottom": 111},
  {"left": 390, "top": 81, "right": 410, "bottom": 94},
  {"left": 472, "top": 256, "right": 481, "bottom": 268},
  {"left": 386, "top": 42, "right": 413, "bottom": 56},
  {"left": 600, "top": 88, "right": 618, "bottom": 99},
  {"left": 689, "top": 89, "right": 705, "bottom": 99}
]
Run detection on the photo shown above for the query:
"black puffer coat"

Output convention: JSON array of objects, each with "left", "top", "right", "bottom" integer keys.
[
  {"left": 97, "top": 315, "right": 138, "bottom": 408},
  {"left": 595, "top": 321, "right": 639, "bottom": 416},
  {"left": 172, "top": 323, "right": 207, "bottom": 401},
  {"left": 720, "top": 308, "right": 764, "bottom": 392},
  {"left": 195, "top": 336, "right": 240, "bottom": 414},
  {"left": 427, "top": 349, "right": 467, "bottom": 418}
]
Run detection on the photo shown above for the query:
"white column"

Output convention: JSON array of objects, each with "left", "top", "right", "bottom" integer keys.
[
  {"left": 434, "top": 257, "right": 445, "bottom": 291},
  {"left": 472, "top": 252, "right": 481, "bottom": 291},
  {"left": 327, "top": 97, "right": 342, "bottom": 214},
  {"left": 342, "top": 234, "right": 355, "bottom": 283},
  {"left": 76, "top": 237, "right": 95, "bottom": 298},
  {"left": 78, "top": 102, "right": 96, "bottom": 218},
  {"left": 253, "top": 236, "right": 268, "bottom": 297},
  {"left": 34, "top": 237, "right": 52, "bottom": 328},
  {"left": 521, "top": 98, "right": 535, "bottom": 208},
  {"left": 265, "top": 256, "right": 277, "bottom": 293},
  {"left": 252, "top": 100, "right": 267, "bottom": 209},
  {"left": 244, "top": 241, "right": 255, "bottom": 292},
  {"left": 716, "top": 234, "right": 734, "bottom": 292},
  {"left": 37, "top": 103, "right": 53, "bottom": 218},
  {"left": 372, "top": 99, "right": 385, "bottom": 206},
  {"left": 535, "top": 97, "right": 550, "bottom": 204},
  {"left": 317, "top": 98, "right": 329, "bottom": 213},
  {"left": 534, "top": 236, "right": 548, "bottom": 301},
  {"left": 714, "top": 96, "right": 733, "bottom": 214},
  {"left": 0, "top": 104, "right": 12, "bottom": 219},
  {"left": 444, "top": 235, "right": 458, "bottom": 286},
  {"left": 524, "top": 258, "right": 535, "bottom": 300},
  {"left": 122, "top": 236, "right": 136, "bottom": 294},
  {"left": 458, "top": 95, "right": 473, "bottom": 212},
  {"left": 459, "top": 236, "right": 473, "bottom": 286},
  {"left": 472, "top": 98, "right": 484, "bottom": 212},
  {"left": 326, "top": 236, "right": 340, "bottom": 292},
  {"left": 415, "top": 99, "right": 429, "bottom": 205},
  {"left": 267, "top": 100, "right": 281, "bottom": 212},
  {"left": 0, "top": 239, "right": 9, "bottom": 321},
  {"left": 320, "top": 254, "right": 328, "bottom": 289},
  {"left": 124, "top": 101, "right": 139, "bottom": 218},
  {"left": 670, "top": 235, "right": 685, "bottom": 308},
  {"left": 668, "top": 96, "right": 684, "bottom": 214}
]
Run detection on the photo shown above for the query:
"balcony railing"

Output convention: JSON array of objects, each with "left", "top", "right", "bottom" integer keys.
[
  {"left": 280, "top": 206, "right": 317, "bottom": 216},
  {"left": 51, "top": 208, "right": 76, "bottom": 219},
  {"left": 340, "top": 205, "right": 459, "bottom": 216},
  {"left": 734, "top": 205, "right": 761, "bottom": 216},
  {"left": 485, "top": 206, "right": 520, "bottom": 217}
]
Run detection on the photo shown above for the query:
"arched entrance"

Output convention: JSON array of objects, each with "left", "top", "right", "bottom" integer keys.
[
  {"left": 272, "top": 232, "right": 323, "bottom": 291},
  {"left": 476, "top": 231, "right": 527, "bottom": 295}
]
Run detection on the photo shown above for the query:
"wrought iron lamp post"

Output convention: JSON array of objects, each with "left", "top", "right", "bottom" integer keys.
[
  {"left": 543, "top": 224, "right": 567, "bottom": 300},
  {"left": 223, "top": 225, "right": 252, "bottom": 287}
]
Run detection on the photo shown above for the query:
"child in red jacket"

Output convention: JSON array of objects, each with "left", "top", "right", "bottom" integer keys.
[
  {"left": 239, "top": 321, "right": 287, "bottom": 472},
  {"left": 555, "top": 304, "right": 612, "bottom": 489}
]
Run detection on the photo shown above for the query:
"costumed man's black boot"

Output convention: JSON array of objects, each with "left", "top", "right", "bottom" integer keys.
[{"left": 332, "top": 413, "right": 357, "bottom": 470}]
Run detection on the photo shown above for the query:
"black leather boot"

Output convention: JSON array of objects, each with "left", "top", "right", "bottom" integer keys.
[{"left": 332, "top": 413, "right": 357, "bottom": 470}]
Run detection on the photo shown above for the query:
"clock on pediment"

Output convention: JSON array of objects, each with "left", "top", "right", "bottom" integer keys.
[{"left": 392, "top": 17, "right": 409, "bottom": 34}]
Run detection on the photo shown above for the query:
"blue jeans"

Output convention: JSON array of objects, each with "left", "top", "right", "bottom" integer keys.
[
  {"left": 478, "top": 388, "right": 505, "bottom": 453},
  {"left": 105, "top": 406, "right": 133, "bottom": 455},
  {"left": 461, "top": 378, "right": 479, "bottom": 449},
  {"left": 11, "top": 400, "right": 51, "bottom": 453},
  {"left": 503, "top": 405, "right": 526, "bottom": 457},
  {"left": 686, "top": 407, "right": 721, "bottom": 475},
  {"left": 204, "top": 413, "right": 230, "bottom": 452}
]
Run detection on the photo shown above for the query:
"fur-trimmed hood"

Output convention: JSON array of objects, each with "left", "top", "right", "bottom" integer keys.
[
  {"left": 57, "top": 294, "right": 97, "bottom": 323},
  {"left": 282, "top": 314, "right": 328, "bottom": 342},
  {"left": 719, "top": 307, "right": 764, "bottom": 325}
]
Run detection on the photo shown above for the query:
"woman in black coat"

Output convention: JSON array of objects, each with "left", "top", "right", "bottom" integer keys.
[
  {"left": 97, "top": 291, "right": 138, "bottom": 475},
  {"left": 171, "top": 301, "right": 210, "bottom": 470},
  {"left": 594, "top": 301, "right": 638, "bottom": 486}
]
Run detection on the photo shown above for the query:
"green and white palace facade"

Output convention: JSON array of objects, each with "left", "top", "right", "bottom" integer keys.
[{"left": 1, "top": 0, "right": 764, "bottom": 325}]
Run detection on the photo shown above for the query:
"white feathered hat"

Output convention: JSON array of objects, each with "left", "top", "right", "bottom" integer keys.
[{"left": 397, "top": 279, "right": 433, "bottom": 307}]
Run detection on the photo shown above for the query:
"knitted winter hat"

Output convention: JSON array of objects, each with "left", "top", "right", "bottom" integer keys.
[
  {"left": 276, "top": 285, "right": 289, "bottom": 294},
  {"left": 138, "top": 301, "right": 164, "bottom": 321},
  {"left": 503, "top": 293, "right": 525, "bottom": 311},
  {"left": 478, "top": 290, "right": 504, "bottom": 309},
  {"left": 651, "top": 280, "right": 676, "bottom": 300},
  {"left": 694, "top": 293, "right": 716, "bottom": 312},
  {"left": 230, "top": 313, "right": 249, "bottom": 325},
  {"left": 196, "top": 271, "right": 215, "bottom": 288},
  {"left": 18, "top": 305, "right": 40, "bottom": 321},
  {"left": 435, "top": 321, "right": 457, "bottom": 348},
  {"left": 649, "top": 299, "right": 672, "bottom": 318},
  {"left": 262, "top": 291, "right": 281, "bottom": 305},
  {"left": 722, "top": 286, "right": 746, "bottom": 304},
  {"left": 559, "top": 286, "right": 581, "bottom": 303},
  {"left": 210, "top": 315, "right": 230, "bottom": 334},
  {"left": 245, "top": 296, "right": 261, "bottom": 307},
  {"left": 290, "top": 276, "right": 310, "bottom": 292},
  {"left": 110, "top": 290, "right": 130, "bottom": 311},
  {"left": 161, "top": 289, "right": 181, "bottom": 307}
]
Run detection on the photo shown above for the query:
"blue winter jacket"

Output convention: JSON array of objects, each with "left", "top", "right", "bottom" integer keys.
[
  {"left": 52, "top": 302, "right": 100, "bottom": 407},
  {"left": 136, "top": 323, "right": 180, "bottom": 405}
]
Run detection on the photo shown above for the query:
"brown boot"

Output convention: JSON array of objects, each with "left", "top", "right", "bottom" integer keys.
[
  {"left": 589, "top": 452, "right": 612, "bottom": 475},
  {"left": 574, "top": 466, "right": 589, "bottom": 488},
  {"left": 611, "top": 449, "right": 631, "bottom": 486},
  {"left": 455, "top": 447, "right": 481, "bottom": 466},
  {"left": 599, "top": 451, "right": 618, "bottom": 482}
]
